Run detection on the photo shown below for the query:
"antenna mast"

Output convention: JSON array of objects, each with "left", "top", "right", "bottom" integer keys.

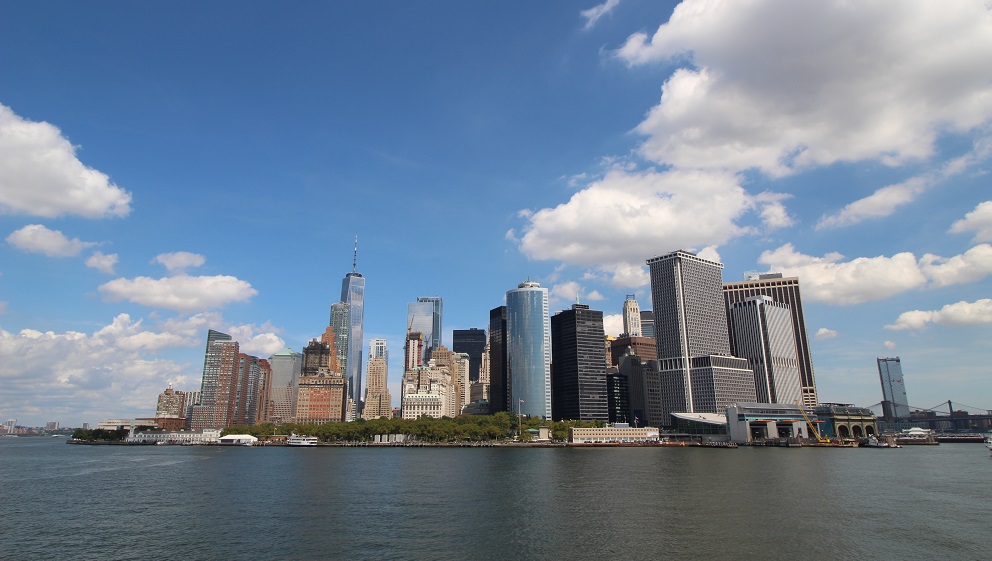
[{"left": 352, "top": 235, "right": 358, "bottom": 273}]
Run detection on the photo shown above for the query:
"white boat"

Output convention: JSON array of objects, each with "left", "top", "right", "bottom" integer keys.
[
  {"left": 985, "top": 435, "right": 992, "bottom": 455},
  {"left": 287, "top": 433, "right": 318, "bottom": 446}
]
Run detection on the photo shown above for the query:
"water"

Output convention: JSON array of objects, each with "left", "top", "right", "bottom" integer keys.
[{"left": 1, "top": 438, "right": 988, "bottom": 560}]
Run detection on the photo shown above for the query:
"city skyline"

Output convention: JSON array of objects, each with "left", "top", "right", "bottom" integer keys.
[{"left": 2, "top": 1, "right": 992, "bottom": 426}]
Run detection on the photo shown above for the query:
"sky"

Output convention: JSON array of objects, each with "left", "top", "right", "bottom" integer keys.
[{"left": 1, "top": 0, "right": 991, "bottom": 427}]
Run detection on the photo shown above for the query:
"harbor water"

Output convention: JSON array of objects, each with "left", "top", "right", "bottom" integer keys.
[{"left": 1, "top": 438, "right": 988, "bottom": 560}]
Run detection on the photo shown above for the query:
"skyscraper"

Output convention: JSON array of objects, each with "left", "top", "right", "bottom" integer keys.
[
  {"left": 622, "top": 295, "right": 642, "bottom": 337},
  {"left": 723, "top": 273, "right": 818, "bottom": 406},
  {"left": 506, "top": 281, "right": 552, "bottom": 419},
  {"left": 407, "top": 300, "right": 435, "bottom": 361},
  {"left": 453, "top": 328, "right": 487, "bottom": 382},
  {"left": 647, "top": 250, "right": 755, "bottom": 425},
  {"left": 340, "top": 238, "right": 365, "bottom": 411},
  {"left": 417, "top": 296, "right": 443, "bottom": 352},
  {"left": 369, "top": 338, "right": 388, "bottom": 364},
  {"left": 729, "top": 296, "right": 802, "bottom": 404},
  {"left": 329, "top": 302, "right": 351, "bottom": 388},
  {"left": 551, "top": 304, "right": 608, "bottom": 421},
  {"left": 362, "top": 357, "right": 392, "bottom": 420},
  {"left": 488, "top": 306, "right": 508, "bottom": 414},
  {"left": 268, "top": 349, "right": 301, "bottom": 424},
  {"left": 191, "top": 329, "right": 239, "bottom": 430},
  {"left": 639, "top": 311, "right": 655, "bottom": 339},
  {"left": 878, "top": 357, "right": 910, "bottom": 420}
]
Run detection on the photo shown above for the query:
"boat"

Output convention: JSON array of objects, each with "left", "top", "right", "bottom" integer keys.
[
  {"left": 985, "top": 436, "right": 992, "bottom": 455},
  {"left": 862, "top": 435, "right": 900, "bottom": 448},
  {"left": 287, "top": 433, "right": 318, "bottom": 446}
]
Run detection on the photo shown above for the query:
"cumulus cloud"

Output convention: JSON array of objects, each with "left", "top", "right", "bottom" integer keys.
[
  {"left": 752, "top": 192, "right": 794, "bottom": 230},
  {"left": 759, "top": 243, "right": 992, "bottom": 304},
  {"left": 0, "top": 317, "right": 193, "bottom": 426},
  {"left": 227, "top": 322, "right": 286, "bottom": 357},
  {"left": 950, "top": 200, "right": 992, "bottom": 242},
  {"left": 518, "top": 168, "right": 747, "bottom": 278},
  {"left": 550, "top": 281, "right": 582, "bottom": 304},
  {"left": 602, "top": 313, "right": 623, "bottom": 337},
  {"left": 886, "top": 299, "right": 992, "bottom": 330},
  {"left": 581, "top": 0, "right": 621, "bottom": 30},
  {"left": 919, "top": 244, "right": 992, "bottom": 288},
  {"left": 758, "top": 244, "right": 927, "bottom": 305},
  {"left": 615, "top": 1, "right": 992, "bottom": 176},
  {"left": 815, "top": 328, "right": 838, "bottom": 340},
  {"left": 884, "top": 340, "right": 897, "bottom": 349},
  {"left": 98, "top": 275, "right": 258, "bottom": 312},
  {"left": 154, "top": 251, "right": 206, "bottom": 274},
  {"left": 6, "top": 224, "right": 95, "bottom": 257},
  {"left": 85, "top": 251, "right": 118, "bottom": 274},
  {"left": 0, "top": 103, "right": 132, "bottom": 218}
]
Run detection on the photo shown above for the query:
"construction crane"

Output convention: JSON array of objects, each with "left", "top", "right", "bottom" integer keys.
[{"left": 795, "top": 401, "right": 830, "bottom": 443}]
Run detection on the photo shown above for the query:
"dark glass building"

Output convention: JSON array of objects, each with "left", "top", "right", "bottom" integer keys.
[
  {"left": 550, "top": 304, "right": 608, "bottom": 421},
  {"left": 453, "top": 328, "right": 487, "bottom": 382},
  {"left": 488, "top": 306, "right": 508, "bottom": 414},
  {"left": 606, "top": 371, "right": 631, "bottom": 424}
]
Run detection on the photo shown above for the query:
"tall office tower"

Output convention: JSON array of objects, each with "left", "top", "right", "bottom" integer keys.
[
  {"left": 488, "top": 306, "right": 508, "bottom": 414},
  {"left": 639, "top": 311, "right": 655, "bottom": 339},
  {"left": 340, "top": 239, "right": 365, "bottom": 412},
  {"left": 369, "top": 338, "right": 388, "bottom": 364},
  {"left": 407, "top": 300, "right": 436, "bottom": 362},
  {"left": 606, "top": 370, "right": 631, "bottom": 424},
  {"left": 622, "top": 295, "right": 642, "bottom": 337},
  {"left": 453, "top": 328, "right": 487, "bottom": 382},
  {"left": 506, "top": 281, "right": 552, "bottom": 419},
  {"left": 647, "top": 250, "right": 755, "bottom": 425},
  {"left": 620, "top": 356, "right": 664, "bottom": 427},
  {"left": 723, "top": 272, "right": 818, "bottom": 406},
  {"left": 233, "top": 353, "right": 263, "bottom": 426},
  {"left": 329, "top": 302, "right": 351, "bottom": 377},
  {"left": 878, "top": 357, "right": 910, "bottom": 420},
  {"left": 191, "top": 330, "right": 240, "bottom": 430},
  {"left": 417, "top": 297, "right": 443, "bottom": 351},
  {"left": 551, "top": 304, "right": 608, "bottom": 421},
  {"left": 729, "top": 296, "right": 802, "bottom": 404},
  {"left": 268, "top": 349, "right": 301, "bottom": 424},
  {"left": 362, "top": 357, "right": 392, "bottom": 420}
]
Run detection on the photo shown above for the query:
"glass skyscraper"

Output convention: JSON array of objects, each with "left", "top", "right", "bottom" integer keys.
[
  {"left": 878, "top": 357, "right": 910, "bottom": 420},
  {"left": 417, "top": 297, "right": 443, "bottom": 352},
  {"left": 506, "top": 281, "right": 552, "bottom": 419}
]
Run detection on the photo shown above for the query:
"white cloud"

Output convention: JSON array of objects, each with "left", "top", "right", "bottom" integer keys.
[
  {"left": 85, "top": 251, "right": 118, "bottom": 274},
  {"left": 0, "top": 317, "right": 193, "bottom": 426},
  {"left": 884, "top": 340, "right": 897, "bottom": 349},
  {"left": 581, "top": 0, "right": 621, "bottom": 30},
  {"left": 602, "top": 313, "right": 623, "bottom": 337},
  {"left": 6, "top": 224, "right": 95, "bottom": 257},
  {"left": 919, "top": 244, "right": 992, "bottom": 288},
  {"left": 815, "top": 328, "right": 838, "bottom": 340},
  {"left": 817, "top": 176, "right": 929, "bottom": 229},
  {"left": 587, "top": 290, "right": 605, "bottom": 301},
  {"left": 98, "top": 275, "right": 258, "bottom": 312},
  {"left": 0, "top": 103, "right": 132, "bottom": 218},
  {"left": 950, "top": 200, "right": 992, "bottom": 242},
  {"left": 154, "top": 252, "right": 206, "bottom": 274},
  {"left": 695, "top": 245, "right": 721, "bottom": 264},
  {"left": 518, "top": 167, "right": 747, "bottom": 270},
  {"left": 753, "top": 192, "right": 794, "bottom": 229},
  {"left": 550, "top": 281, "right": 582, "bottom": 304},
  {"left": 758, "top": 244, "right": 927, "bottom": 305},
  {"left": 227, "top": 322, "right": 286, "bottom": 357},
  {"left": 616, "top": 1, "right": 992, "bottom": 176},
  {"left": 886, "top": 299, "right": 992, "bottom": 330}
]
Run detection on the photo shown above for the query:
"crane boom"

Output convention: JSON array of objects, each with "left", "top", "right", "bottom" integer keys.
[{"left": 795, "top": 401, "right": 830, "bottom": 443}]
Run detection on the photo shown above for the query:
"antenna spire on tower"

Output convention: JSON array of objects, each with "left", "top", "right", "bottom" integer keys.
[{"left": 352, "top": 235, "right": 358, "bottom": 273}]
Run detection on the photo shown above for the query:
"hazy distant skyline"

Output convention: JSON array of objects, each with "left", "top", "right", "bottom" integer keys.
[{"left": 2, "top": 1, "right": 991, "bottom": 426}]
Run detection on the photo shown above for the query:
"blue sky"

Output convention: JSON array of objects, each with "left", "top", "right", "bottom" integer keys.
[{"left": 2, "top": 1, "right": 991, "bottom": 427}]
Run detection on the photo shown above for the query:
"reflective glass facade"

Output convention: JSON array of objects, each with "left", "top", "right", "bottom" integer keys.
[
  {"left": 506, "top": 281, "right": 551, "bottom": 418},
  {"left": 340, "top": 273, "right": 364, "bottom": 406}
]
